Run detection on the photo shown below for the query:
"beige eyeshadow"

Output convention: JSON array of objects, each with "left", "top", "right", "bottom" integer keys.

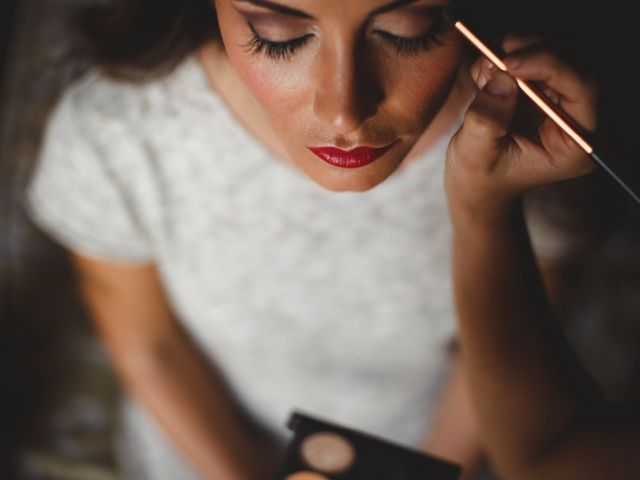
[
  {"left": 285, "top": 472, "right": 329, "bottom": 480},
  {"left": 300, "top": 431, "right": 356, "bottom": 473}
]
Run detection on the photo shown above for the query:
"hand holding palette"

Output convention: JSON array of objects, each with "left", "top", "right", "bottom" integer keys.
[{"left": 276, "top": 411, "right": 461, "bottom": 480}]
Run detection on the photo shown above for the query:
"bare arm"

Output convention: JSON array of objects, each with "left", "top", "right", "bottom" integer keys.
[
  {"left": 444, "top": 35, "right": 640, "bottom": 480},
  {"left": 422, "top": 355, "right": 484, "bottom": 480},
  {"left": 449, "top": 202, "right": 640, "bottom": 480},
  {"left": 71, "top": 253, "right": 279, "bottom": 480}
]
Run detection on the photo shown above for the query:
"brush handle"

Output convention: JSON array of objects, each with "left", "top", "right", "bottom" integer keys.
[{"left": 590, "top": 152, "right": 640, "bottom": 205}]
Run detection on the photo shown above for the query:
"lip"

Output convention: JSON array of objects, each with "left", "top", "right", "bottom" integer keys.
[{"left": 307, "top": 141, "right": 397, "bottom": 169}]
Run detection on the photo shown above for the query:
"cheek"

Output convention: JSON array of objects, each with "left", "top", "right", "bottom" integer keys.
[
  {"left": 227, "top": 46, "right": 311, "bottom": 121},
  {"left": 383, "top": 45, "right": 465, "bottom": 126}
]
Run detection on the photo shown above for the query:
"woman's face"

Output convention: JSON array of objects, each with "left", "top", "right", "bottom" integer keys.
[{"left": 214, "top": 0, "right": 465, "bottom": 191}]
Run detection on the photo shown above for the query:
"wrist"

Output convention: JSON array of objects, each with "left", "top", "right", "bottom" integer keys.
[
  {"left": 447, "top": 192, "right": 524, "bottom": 233},
  {"left": 444, "top": 165, "right": 521, "bottom": 226}
]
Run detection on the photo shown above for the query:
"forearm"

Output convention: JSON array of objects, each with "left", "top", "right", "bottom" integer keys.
[
  {"left": 449, "top": 198, "right": 603, "bottom": 475},
  {"left": 422, "top": 356, "right": 484, "bottom": 480},
  {"left": 71, "top": 256, "right": 279, "bottom": 480},
  {"left": 443, "top": 40, "right": 640, "bottom": 479},
  {"left": 113, "top": 328, "right": 277, "bottom": 480}
]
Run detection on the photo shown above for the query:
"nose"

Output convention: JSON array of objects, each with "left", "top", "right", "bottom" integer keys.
[{"left": 313, "top": 37, "right": 384, "bottom": 136}]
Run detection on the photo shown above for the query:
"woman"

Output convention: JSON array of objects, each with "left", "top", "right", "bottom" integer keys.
[
  {"left": 447, "top": 58, "right": 640, "bottom": 479},
  {"left": 25, "top": 0, "right": 596, "bottom": 478}
]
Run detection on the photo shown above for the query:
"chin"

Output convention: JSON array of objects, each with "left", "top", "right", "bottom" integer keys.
[{"left": 301, "top": 162, "right": 400, "bottom": 193}]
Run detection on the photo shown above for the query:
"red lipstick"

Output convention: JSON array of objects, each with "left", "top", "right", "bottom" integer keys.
[{"left": 307, "top": 142, "right": 396, "bottom": 169}]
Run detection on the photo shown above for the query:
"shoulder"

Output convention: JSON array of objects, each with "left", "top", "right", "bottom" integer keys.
[{"left": 52, "top": 55, "right": 209, "bottom": 141}]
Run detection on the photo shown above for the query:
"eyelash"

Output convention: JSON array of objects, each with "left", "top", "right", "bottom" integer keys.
[
  {"left": 243, "top": 17, "right": 447, "bottom": 61},
  {"left": 244, "top": 23, "right": 314, "bottom": 61},
  {"left": 374, "top": 27, "right": 445, "bottom": 55}
]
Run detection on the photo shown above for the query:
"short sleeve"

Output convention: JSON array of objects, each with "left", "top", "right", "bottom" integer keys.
[{"left": 25, "top": 82, "right": 153, "bottom": 264}]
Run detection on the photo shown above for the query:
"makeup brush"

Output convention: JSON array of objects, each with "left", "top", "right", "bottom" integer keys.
[{"left": 443, "top": 7, "right": 640, "bottom": 205}]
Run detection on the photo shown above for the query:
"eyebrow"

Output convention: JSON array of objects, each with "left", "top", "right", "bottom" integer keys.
[
  {"left": 235, "top": 0, "right": 314, "bottom": 18},
  {"left": 234, "top": 0, "right": 426, "bottom": 20}
]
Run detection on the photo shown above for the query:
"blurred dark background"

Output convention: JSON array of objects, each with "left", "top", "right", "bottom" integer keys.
[
  {"left": 1, "top": 1, "right": 120, "bottom": 479},
  {"left": 0, "top": 1, "right": 638, "bottom": 479}
]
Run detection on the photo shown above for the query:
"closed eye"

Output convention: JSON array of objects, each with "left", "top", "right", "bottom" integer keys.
[
  {"left": 242, "top": 12, "right": 449, "bottom": 61},
  {"left": 373, "top": 28, "right": 445, "bottom": 55},
  {"left": 243, "top": 22, "right": 314, "bottom": 60}
]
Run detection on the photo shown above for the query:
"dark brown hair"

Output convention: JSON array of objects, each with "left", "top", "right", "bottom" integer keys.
[{"left": 79, "top": 0, "right": 220, "bottom": 81}]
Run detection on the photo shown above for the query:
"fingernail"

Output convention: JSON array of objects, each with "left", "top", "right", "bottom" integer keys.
[
  {"left": 486, "top": 71, "right": 515, "bottom": 96},
  {"left": 504, "top": 57, "right": 520, "bottom": 70},
  {"left": 476, "top": 71, "right": 489, "bottom": 89},
  {"left": 482, "top": 58, "right": 496, "bottom": 71}
]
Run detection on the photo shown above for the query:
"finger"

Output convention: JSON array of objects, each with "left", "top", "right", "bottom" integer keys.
[
  {"left": 470, "top": 57, "right": 497, "bottom": 92},
  {"left": 537, "top": 117, "right": 596, "bottom": 176},
  {"left": 503, "top": 47, "right": 598, "bottom": 104},
  {"left": 541, "top": 85, "right": 561, "bottom": 105},
  {"left": 509, "top": 132, "right": 595, "bottom": 187},
  {"left": 503, "top": 47, "right": 598, "bottom": 130},
  {"left": 455, "top": 71, "right": 519, "bottom": 169},
  {"left": 469, "top": 58, "right": 483, "bottom": 90},
  {"left": 502, "top": 33, "right": 544, "bottom": 54}
]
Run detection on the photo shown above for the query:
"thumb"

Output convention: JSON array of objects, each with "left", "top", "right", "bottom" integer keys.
[{"left": 454, "top": 71, "right": 519, "bottom": 169}]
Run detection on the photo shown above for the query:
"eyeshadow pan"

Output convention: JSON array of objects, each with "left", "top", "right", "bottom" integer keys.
[
  {"left": 300, "top": 431, "right": 356, "bottom": 473},
  {"left": 285, "top": 471, "right": 330, "bottom": 480},
  {"left": 278, "top": 411, "right": 461, "bottom": 479}
]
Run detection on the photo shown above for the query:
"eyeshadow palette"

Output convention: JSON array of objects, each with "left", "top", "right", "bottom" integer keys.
[{"left": 277, "top": 411, "right": 461, "bottom": 480}]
